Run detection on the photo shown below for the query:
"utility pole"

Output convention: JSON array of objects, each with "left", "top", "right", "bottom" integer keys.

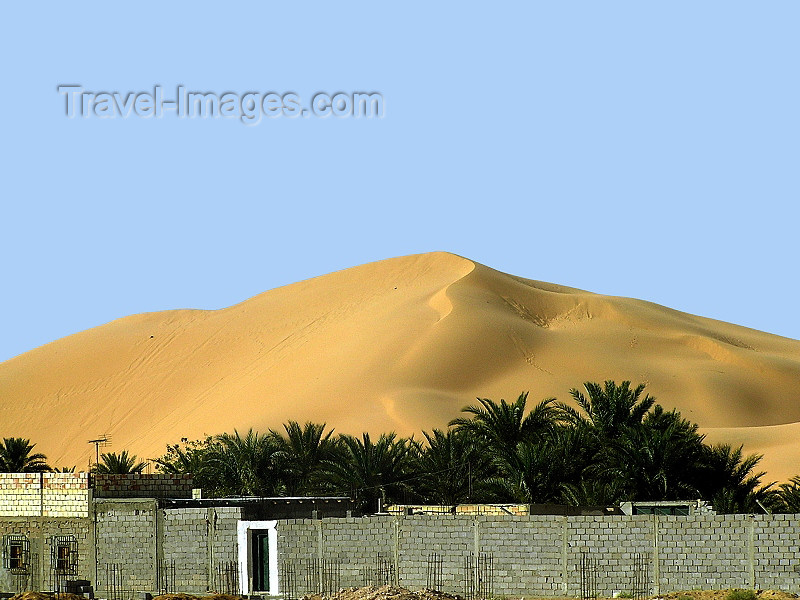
[{"left": 87, "top": 435, "right": 110, "bottom": 469}]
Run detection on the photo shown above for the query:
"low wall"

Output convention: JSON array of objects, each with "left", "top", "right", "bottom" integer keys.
[
  {"left": 276, "top": 513, "right": 800, "bottom": 597},
  {"left": 93, "top": 474, "right": 194, "bottom": 499}
]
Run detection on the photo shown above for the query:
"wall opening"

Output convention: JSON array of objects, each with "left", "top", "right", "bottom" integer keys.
[
  {"left": 237, "top": 521, "right": 277, "bottom": 595},
  {"left": 251, "top": 530, "right": 270, "bottom": 592},
  {"left": 3, "top": 535, "right": 30, "bottom": 573}
]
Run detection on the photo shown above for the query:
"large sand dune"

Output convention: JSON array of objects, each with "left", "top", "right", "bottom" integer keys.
[{"left": 1, "top": 252, "right": 799, "bottom": 481}]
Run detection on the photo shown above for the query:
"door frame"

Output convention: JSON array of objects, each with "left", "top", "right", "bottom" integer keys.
[{"left": 237, "top": 520, "right": 278, "bottom": 595}]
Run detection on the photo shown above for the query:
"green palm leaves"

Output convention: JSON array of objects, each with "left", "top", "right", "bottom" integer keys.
[
  {"left": 134, "top": 380, "right": 795, "bottom": 514},
  {"left": 94, "top": 450, "right": 147, "bottom": 474},
  {"left": 0, "top": 437, "right": 50, "bottom": 472}
]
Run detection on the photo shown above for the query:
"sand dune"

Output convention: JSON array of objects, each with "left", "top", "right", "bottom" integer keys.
[{"left": 1, "top": 252, "right": 799, "bottom": 481}]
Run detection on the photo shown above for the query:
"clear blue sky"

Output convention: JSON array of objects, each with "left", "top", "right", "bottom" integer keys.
[{"left": 1, "top": 2, "right": 798, "bottom": 363}]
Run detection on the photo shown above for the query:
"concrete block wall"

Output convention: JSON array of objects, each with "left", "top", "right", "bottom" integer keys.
[
  {"left": 94, "top": 502, "right": 241, "bottom": 596},
  {"left": 0, "top": 473, "right": 90, "bottom": 518},
  {"left": 210, "top": 506, "right": 242, "bottom": 573},
  {"left": 162, "top": 508, "right": 209, "bottom": 592},
  {"left": 93, "top": 474, "right": 193, "bottom": 499},
  {"left": 95, "top": 499, "right": 157, "bottom": 594},
  {"left": 564, "top": 515, "right": 655, "bottom": 597},
  {"left": 0, "top": 517, "right": 90, "bottom": 593},
  {"left": 753, "top": 514, "right": 800, "bottom": 591},
  {"left": 160, "top": 506, "right": 241, "bottom": 593},
  {"left": 278, "top": 513, "right": 800, "bottom": 597},
  {"left": 397, "top": 515, "right": 472, "bottom": 595},
  {"left": 41, "top": 473, "right": 91, "bottom": 518},
  {"left": 483, "top": 515, "right": 565, "bottom": 597},
  {"left": 324, "top": 517, "right": 395, "bottom": 588},
  {"left": 657, "top": 514, "right": 750, "bottom": 591}
]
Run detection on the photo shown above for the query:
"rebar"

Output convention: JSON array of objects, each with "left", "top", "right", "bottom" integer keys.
[
  {"left": 426, "top": 552, "right": 443, "bottom": 591},
  {"left": 215, "top": 561, "right": 240, "bottom": 595},
  {"left": 463, "top": 552, "right": 493, "bottom": 600},
  {"left": 631, "top": 552, "right": 649, "bottom": 600}
]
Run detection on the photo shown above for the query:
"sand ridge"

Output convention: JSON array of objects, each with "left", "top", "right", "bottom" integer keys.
[{"left": 1, "top": 252, "right": 799, "bottom": 481}]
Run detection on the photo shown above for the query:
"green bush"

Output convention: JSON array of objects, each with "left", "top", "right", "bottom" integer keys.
[
  {"left": 727, "top": 589, "right": 757, "bottom": 600},
  {"left": 677, "top": 595, "right": 694, "bottom": 600}
]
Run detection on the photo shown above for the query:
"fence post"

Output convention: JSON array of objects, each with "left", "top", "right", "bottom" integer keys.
[
  {"left": 393, "top": 517, "right": 400, "bottom": 586},
  {"left": 561, "top": 516, "right": 568, "bottom": 595},
  {"left": 316, "top": 519, "right": 324, "bottom": 593},
  {"left": 748, "top": 516, "right": 755, "bottom": 589},
  {"left": 207, "top": 508, "right": 216, "bottom": 591},
  {"left": 652, "top": 514, "right": 660, "bottom": 596}
]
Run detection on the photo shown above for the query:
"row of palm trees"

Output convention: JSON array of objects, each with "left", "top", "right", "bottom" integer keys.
[
  {"left": 152, "top": 381, "right": 800, "bottom": 514},
  {"left": 0, "top": 438, "right": 146, "bottom": 474},
  {"left": 5, "top": 380, "right": 800, "bottom": 513}
]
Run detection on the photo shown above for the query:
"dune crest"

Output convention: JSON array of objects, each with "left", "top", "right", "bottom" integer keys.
[{"left": 1, "top": 252, "right": 799, "bottom": 481}]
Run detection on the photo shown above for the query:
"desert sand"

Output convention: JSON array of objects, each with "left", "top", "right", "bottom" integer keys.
[{"left": 1, "top": 252, "right": 799, "bottom": 481}]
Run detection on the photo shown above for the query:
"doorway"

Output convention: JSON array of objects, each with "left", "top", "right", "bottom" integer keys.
[{"left": 251, "top": 530, "right": 270, "bottom": 592}]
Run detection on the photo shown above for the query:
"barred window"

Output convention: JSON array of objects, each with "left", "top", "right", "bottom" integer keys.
[
  {"left": 3, "top": 535, "right": 30, "bottom": 573},
  {"left": 50, "top": 536, "right": 78, "bottom": 574}
]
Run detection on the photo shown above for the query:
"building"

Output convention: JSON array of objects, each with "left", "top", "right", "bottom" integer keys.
[
  {"left": 2, "top": 473, "right": 799, "bottom": 598},
  {"left": 0, "top": 472, "right": 352, "bottom": 597}
]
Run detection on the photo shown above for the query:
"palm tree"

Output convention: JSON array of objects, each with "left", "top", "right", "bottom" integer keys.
[
  {"left": 776, "top": 476, "right": 800, "bottom": 513},
  {"left": 269, "top": 421, "right": 339, "bottom": 496},
  {"left": 557, "top": 381, "right": 656, "bottom": 439},
  {"left": 488, "top": 439, "right": 569, "bottom": 504},
  {"left": 0, "top": 438, "right": 50, "bottom": 472},
  {"left": 322, "top": 432, "right": 414, "bottom": 513},
  {"left": 94, "top": 450, "right": 147, "bottom": 474},
  {"left": 596, "top": 421, "right": 705, "bottom": 501},
  {"left": 561, "top": 478, "right": 625, "bottom": 506},
  {"left": 489, "top": 425, "right": 592, "bottom": 504},
  {"left": 449, "top": 392, "right": 559, "bottom": 463},
  {"left": 204, "top": 429, "right": 286, "bottom": 497},
  {"left": 699, "top": 444, "right": 775, "bottom": 513},
  {"left": 413, "top": 429, "right": 492, "bottom": 505}
]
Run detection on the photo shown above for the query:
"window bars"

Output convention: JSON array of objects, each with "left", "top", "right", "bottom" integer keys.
[
  {"left": 50, "top": 535, "right": 78, "bottom": 574},
  {"left": 3, "top": 535, "right": 30, "bottom": 573}
]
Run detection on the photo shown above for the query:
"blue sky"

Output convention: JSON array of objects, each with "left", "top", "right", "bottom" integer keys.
[{"left": 1, "top": 2, "right": 798, "bottom": 363}]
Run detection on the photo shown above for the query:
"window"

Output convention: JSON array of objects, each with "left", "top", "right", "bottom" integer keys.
[
  {"left": 3, "top": 535, "right": 30, "bottom": 573},
  {"left": 50, "top": 536, "right": 78, "bottom": 575}
]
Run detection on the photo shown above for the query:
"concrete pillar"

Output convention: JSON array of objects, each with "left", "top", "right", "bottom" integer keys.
[
  {"left": 153, "top": 502, "right": 164, "bottom": 593},
  {"left": 561, "top": 516, "right": 569, "bottom": 595},
  {"left": 747, "top": 516, "right": 755, "bottom": 589},
  {"left": 652, "top": 514, "right": 660, "bottom": 595},
  {"left": 207, "top": 507, "right": 217, "bottom": 591},
  {"left": 393, "top": 518, "right": 400, "bottom": 586}
]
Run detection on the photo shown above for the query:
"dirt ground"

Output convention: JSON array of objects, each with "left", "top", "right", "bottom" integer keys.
[
  {"left": 10, "top": 586, "right": 798, "bottom": 600},
  {"left": 298, "top": 585, "right": 799, "bottom": 600}
]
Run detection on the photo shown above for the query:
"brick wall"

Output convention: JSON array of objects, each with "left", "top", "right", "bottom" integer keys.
[
  {"left": 93, "top": 474, "right": 193, "bottom": 499},
  {"left": 0, "top": 473, "right": 90, "bottom": 518}
]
